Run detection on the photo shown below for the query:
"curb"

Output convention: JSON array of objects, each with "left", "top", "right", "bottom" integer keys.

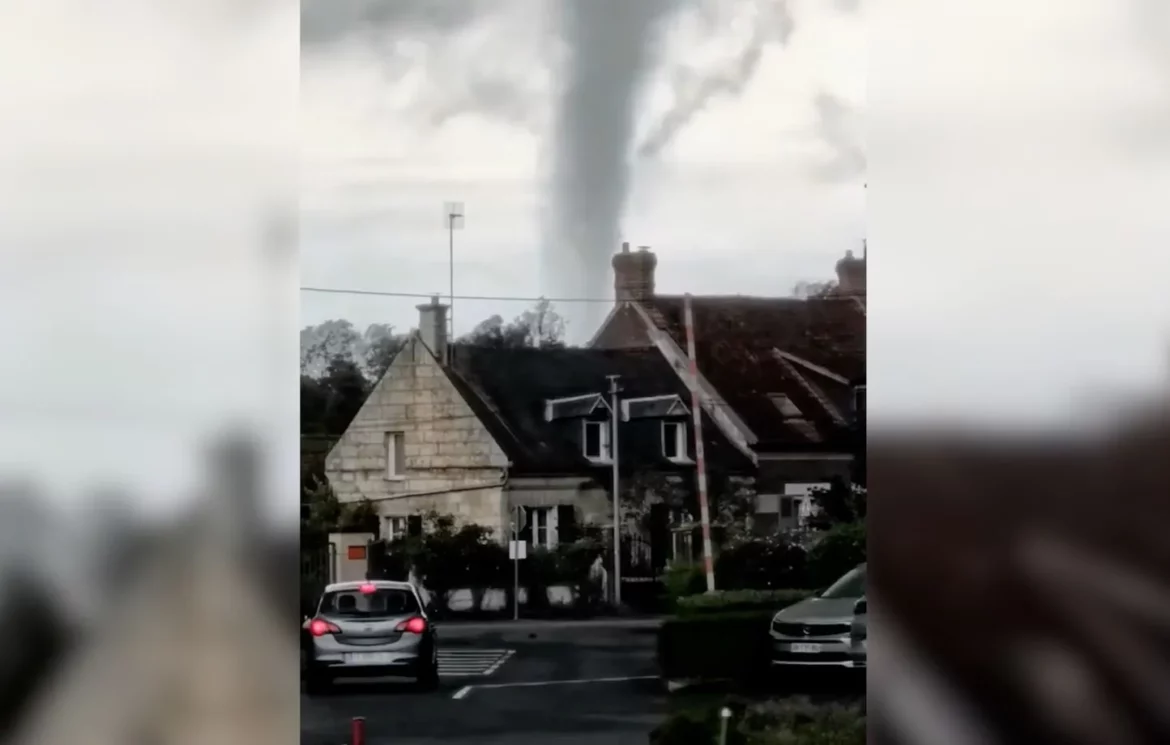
[{"left": 438, "top": 617, "right": 666, "bottom": 634}]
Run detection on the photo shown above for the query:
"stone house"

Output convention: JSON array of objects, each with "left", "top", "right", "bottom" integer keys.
[
  {"left": 589, "top": 243, "right": 866, "bottom": 536},
  {"left": 324, "top": 296, "right": 750, "bottom": 562}
]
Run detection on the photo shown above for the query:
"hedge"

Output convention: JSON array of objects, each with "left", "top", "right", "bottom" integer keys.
[
  {"left": 651, "top": 697, "right": 865, "bottom": 745},
  {"left": 674, "top": 589, "right": 813, "bottom": 617},
  {"left": 658, "top": 610, "right": 776, "bottom": 682}
]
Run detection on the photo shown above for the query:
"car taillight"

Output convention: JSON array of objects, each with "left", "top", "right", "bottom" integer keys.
[
  {"left": 309, "top": 619, "right": 340, "bottom": 637},
  {"left": 395, "top": 616, "right": 427, "bottom": 634},
  {"left": 359, "top": 583, "right": 377, "bottom": 595}
]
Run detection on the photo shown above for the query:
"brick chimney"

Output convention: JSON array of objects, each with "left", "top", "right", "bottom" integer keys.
[
  {"left": 835, "top": 248, "right": 866, "bottom": 295},
  {"left": 416, "top": 295, "right": 449, "bottom": 363},
  {"left": 612, "top": 242, "right": 657, "bottom": 302}
]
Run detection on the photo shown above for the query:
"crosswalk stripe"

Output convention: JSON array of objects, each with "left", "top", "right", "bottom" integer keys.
[{"left": 436, "top": 648, "right": 514, "bottom": 677}]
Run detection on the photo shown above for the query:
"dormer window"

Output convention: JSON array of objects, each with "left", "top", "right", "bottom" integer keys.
[
  {"left": 662, "top": 421, "right": 689, "bottom": 462},
  {"left": 545, "top": 393, "right": 609, "bottom": 421},
  {"left": 583, "top": 420, "right": 611, "bottom": 462},
  {"left": 621, "top": 394, "right": 689, "bottom": 421},
  {"left": 768, "top": 393, "right": 803, "bottom": 419}
]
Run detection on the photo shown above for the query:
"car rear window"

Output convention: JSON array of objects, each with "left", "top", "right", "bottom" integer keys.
[{"left": 318, "top": 587, "right": 420, "bottom": 618}]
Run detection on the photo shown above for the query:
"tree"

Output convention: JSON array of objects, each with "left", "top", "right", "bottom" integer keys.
[
  {"left": 301, "top": 320, "right": 407, "bottom": 380},
  {"left": 792, "top": 280, "right": 837, "bottom": 299},
  {"left": 364, "top": 329, "right": 408, "bottom": 382},
  {"left": 301, "top": 476, "right": 378, "bottom": 535},
  {"left": 300, "top": 319, "right": 362, "bottom": 377},
  {"left": 459, "top": 299, "right": 567, "bottom": 348}
]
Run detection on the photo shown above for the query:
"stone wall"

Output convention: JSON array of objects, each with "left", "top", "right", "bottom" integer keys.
[{"left": 325, "top": 335, "right": 511, "bottom": 536}]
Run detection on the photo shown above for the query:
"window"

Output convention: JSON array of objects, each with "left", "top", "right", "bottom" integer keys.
[
  {"left": 662, "top": 421, "right": 688, "bottom": 461},
  {"left": 780, "top": 497, "right": 797, "bottom": 519},
  {"left": 318, "top": 586, "right": 420, "bottom": 618},
  {"left": 385, "top": 516, "right": 407, "bottom": 541},
  {"left": 385, "top": 432, "right": 405, "bottom": 479},
  {"left": 522, "top": 506, "right": 557, "bottom": 548},
  {"left": 583, "top": 420, "right": 611, "bottom": 461}
]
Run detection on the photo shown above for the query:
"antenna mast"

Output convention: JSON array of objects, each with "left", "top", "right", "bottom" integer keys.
[{"left": 444, "top": 201, "right": 465, "bottom": 336}]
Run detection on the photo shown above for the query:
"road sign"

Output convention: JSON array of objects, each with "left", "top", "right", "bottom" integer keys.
[{"left": 508, "top": 540, "right": 527, "bottom": 560}]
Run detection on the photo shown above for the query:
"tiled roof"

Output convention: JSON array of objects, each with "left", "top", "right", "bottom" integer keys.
[
  {"left": 444, "top": 344, "right": 751, "bottom": 474},
  {"left": 641, "top": 294, "right": 865, "bottom": 449}
]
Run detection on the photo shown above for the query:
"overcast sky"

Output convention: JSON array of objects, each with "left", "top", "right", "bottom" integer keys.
[
  {"left": 0, "top": 0, "right": 1166, "bottom": 505},
  {"left": 300, "top": 0, "right": 867, "bottom": 341}
]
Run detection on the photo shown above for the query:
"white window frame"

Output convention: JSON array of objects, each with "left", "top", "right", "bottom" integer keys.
[
  {"left": 661, "top": 420, "right": 690, "bottom": 462},
  {"left": 526, "top": 506, "right": 559, "bottom": 549},
  {"left": 385, "top": 432, "right": 405, "bottom": 480},
  {"left": 582, "top": 419, "right": 612, "bottom": 462},
  {"left": 385, "top": 516, "right": 408, "bottom": 541}
]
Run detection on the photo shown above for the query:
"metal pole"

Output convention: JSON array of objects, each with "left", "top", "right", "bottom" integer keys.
[
  {"left": 449, "top": 215, "right": 455, "bottom": 338},
  {"left": 512, "top": 506, "right": 520, "bottom": 621},
  {"left": 608, "top": 374, "right": 622, "bottom": 607},
  {"left": 683, "top": 294, "right": 716, "bottom": 593}
]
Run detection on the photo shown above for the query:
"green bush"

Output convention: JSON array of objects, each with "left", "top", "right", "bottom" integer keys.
[
  {"left": 715, "top": 536, "right": 809, "bottom": 591},
  {"left": 657, "top": 610, "right": 775, "bottom": 681},
  {"left": 664, "top": 563, "right": 709, "bottom": 603},
  {"left": 651, "top": 697, "right": 865, "bottom": 745},
  {"left": 805, "top": 522, "right": 866, "bottom": 588},
  {"left": 674, "top": 589, "right": 812, "bottom": 617}
]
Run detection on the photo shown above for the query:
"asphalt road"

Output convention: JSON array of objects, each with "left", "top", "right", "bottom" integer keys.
[{"left": 300, "top": 620, "right": 668, "bottom": 745}]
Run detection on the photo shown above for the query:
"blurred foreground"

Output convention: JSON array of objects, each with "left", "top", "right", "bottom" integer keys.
[
  {"left": 869, "top": 397, "right": 1170, "bottom": 745},
  {"left": 0, "top": 437, "right": 299, "bottom": 745}
]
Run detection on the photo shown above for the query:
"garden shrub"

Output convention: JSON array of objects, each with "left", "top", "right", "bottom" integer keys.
[
  {"left": 805, "top": 522, "right": 866, "bottom": 589},
  {"left": 657, "top": 610, "right": 775, "bottom": 681},
  {"left": 674, "top": 588, "right": 812, "bottom": 617},
  {"left": 651, "top": 696, "right": 865, "bottom": 745}
]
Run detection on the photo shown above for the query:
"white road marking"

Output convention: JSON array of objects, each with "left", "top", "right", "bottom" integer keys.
[
  {"left": 451, "top": 675, "right": 658, "bottom": 700},
  {"left": 437, "top": 649, "right": 514, "bottom": 677}
]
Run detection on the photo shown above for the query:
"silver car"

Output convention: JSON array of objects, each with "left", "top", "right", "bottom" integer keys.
[
  {"left": 769, "top": 563, "right": 866, "bottom": 668},
  {"left": 849, "top": 596, "right": 867, "bottom": 667},
  {"left": 303, "top": 580, "right": 439, "bottom": 694}
]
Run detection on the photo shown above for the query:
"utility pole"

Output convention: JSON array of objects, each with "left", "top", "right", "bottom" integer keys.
[
  {"left": 511, "top": 505, "right": 521, "bottom": 621},
  {"left": 443, "top": 201, "right": 464, "bottom": 338},
  {"left": 683, "top": 294, "right": 716, "bottom": 593},
  {"left": 607, "top": 374, "right": 622, "bottom": 607}
]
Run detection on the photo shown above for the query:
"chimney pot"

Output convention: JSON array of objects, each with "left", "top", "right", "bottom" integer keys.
[
  {"left": 835, "top": 249, "right": 866, "bottom": 296},
  {"left": 612, "top": 243, "right": 657, "bottom": 303}
]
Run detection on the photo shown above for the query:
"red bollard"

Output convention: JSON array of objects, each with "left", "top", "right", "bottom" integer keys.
[{"left": 351, "top": 716, "right": 365, "bottom": 745}]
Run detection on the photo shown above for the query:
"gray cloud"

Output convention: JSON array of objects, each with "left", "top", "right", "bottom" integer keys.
[
  {"left": 300, "top": 0, "right": 487, "bottom": 47},
  {"left": 810, "top": 91, "right": 866, "bottom": 182},
  {"left": 637, "top": 0, "right": 795, "bottom": 158}
]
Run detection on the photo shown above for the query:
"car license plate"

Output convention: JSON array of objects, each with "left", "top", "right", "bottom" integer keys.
[
  {"left": 346, "top": 652, "right": 394, "bottom": 665},
  {"left": 790, "top": 643, "right": 822, "bottom": 654}
]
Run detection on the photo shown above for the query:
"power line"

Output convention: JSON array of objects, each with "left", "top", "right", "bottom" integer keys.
[{"left": 301, "top": 285, "right": 865, "bottom": 305}]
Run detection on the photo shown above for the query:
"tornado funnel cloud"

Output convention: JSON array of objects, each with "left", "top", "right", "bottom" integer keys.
[{"left": 544, "top": 0, "right": 676, "bottom": 323}]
